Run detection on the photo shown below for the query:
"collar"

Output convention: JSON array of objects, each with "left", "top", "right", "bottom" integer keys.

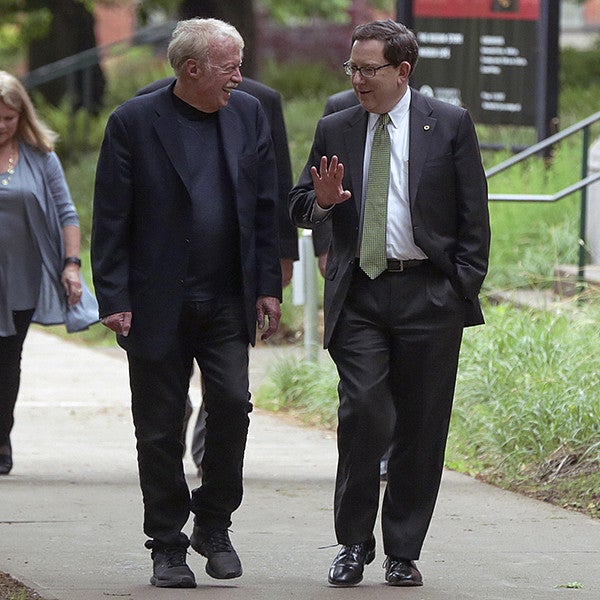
[{"left": 368, "top": 87, "right": 411, "bottom": 131}]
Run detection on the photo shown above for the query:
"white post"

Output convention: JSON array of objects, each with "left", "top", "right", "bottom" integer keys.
[
  {"left": 585, "top": 137, "right": 600, "bottom": 264},
  {"left": 298, "top": 230, "right": 319, "bottom": 362}
]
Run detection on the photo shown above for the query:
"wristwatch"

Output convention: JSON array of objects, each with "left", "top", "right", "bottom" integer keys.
[{"left": 64, "top": 256, "right": 82, "bottom": 267}]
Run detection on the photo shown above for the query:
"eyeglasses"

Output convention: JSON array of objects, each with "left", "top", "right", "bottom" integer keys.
[{"left": 343, "top": 61, "right": 393, "bottom": 78}]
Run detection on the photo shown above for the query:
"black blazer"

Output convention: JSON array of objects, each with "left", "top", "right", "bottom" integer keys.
[
  {"left": 136, "top": 77, "right": 298, "bottom": 261},
  {"left": 92, "top": 84, "right": 282, "bottom": 360},
  {"left": 290, "top": 88, "right": 490, "bottom": 347}
]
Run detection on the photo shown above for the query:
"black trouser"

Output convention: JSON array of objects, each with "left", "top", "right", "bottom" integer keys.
[
  {"left": 0, "top": 309, "right": 35, "bottom": 450},
  {"left": 328, "top": 264, "right": 464, "bottom": 560},
  {"left": 128, "top": 299, "right": 251, "bottom": 548}
]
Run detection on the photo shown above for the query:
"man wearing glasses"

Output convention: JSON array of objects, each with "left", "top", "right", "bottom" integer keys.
[{"left": 290, "top": 19, "right": 489, "bottom": 587}]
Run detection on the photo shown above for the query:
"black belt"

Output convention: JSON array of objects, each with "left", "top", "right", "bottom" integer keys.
[
  {"left": 355, "top": 258, "right": 428, "bottom": 272},
  {"left": 385, "top": 258, "right": 428, "bottom": 271}
]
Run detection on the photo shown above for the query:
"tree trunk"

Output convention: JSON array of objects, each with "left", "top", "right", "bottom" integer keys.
[{"left": 26, "top": 0, "right": 105, "bottom": 112}]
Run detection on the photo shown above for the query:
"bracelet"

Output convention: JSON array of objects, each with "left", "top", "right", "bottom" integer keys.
[{"left": 64, "top": 256, "right": 81, "bottom": 267}]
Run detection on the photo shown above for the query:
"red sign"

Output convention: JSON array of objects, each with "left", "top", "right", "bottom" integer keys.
[{"left": 414, "top": 0, "right": 540, "bottom": 21}]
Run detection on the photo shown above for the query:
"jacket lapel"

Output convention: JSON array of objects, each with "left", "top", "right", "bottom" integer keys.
[
  {"left": 153, "top": 90, "right": 193, "bottom": 191},
  {"left": 217, "top": 104, "right": 242, "bottom": 193},
  {"left": 408, "top": 90, "right": 437, "bottom": 205},
  {"left": 342, "top": 107, "right": 368, "bottom": 214}
]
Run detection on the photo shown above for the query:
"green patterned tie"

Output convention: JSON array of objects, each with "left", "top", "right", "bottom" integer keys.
[{"left": 359, "top": 113, "right": 391, "bottom": 279}]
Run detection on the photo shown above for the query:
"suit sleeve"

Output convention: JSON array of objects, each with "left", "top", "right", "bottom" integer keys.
[
  {"left": 289, "top": 118, "right": 330, "bottom": 230},
  {"left": 267, "top": 91, "right": 299, "bottom": 261},
  {"left": 311, "top": 97, "right": 333, "bottom": 258},
  {"left": 254, "top": 104, "right": 284, "bottom": 300},
  {"left": 453, "top": 110, "right": 490, "bottom": 298},
  {"left": 91, "top": 111, "right": 134, "bottom": 318}
]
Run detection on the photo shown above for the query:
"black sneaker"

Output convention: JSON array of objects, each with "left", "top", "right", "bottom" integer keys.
[
  {"left": 0, "top": 453, "right": 12, "bottom": 475},
  {"left": 190, "top": 525, "right": 242, "bottom": 579},
  {"left": 0, "top": 442, "right": 12, "bottom": 476},
  {"left": 147, "top": 543, "right": 196, "bottom": 588}
]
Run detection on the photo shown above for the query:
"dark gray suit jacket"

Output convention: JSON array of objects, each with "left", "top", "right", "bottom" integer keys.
[
  {"left": 92, "top": 84, "right": 282, "bottom": 360},
  {"left": 311, "top": 89, "right": 360, "bottom": 257},
  {"left": 290, "top": 88, "right": 490, "bottom": 348}
]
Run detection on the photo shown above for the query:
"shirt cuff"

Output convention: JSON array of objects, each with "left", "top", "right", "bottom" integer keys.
[{"left": 311, "top": 200, "right": 334, "bottom": 223}]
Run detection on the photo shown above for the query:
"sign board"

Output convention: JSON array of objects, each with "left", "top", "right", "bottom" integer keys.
[{"left": 398, "top": 0, "right": 558, "bottom": 136}]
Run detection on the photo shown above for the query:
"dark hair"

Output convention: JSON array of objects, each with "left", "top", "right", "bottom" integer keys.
[{"left": 352, "top": 19, "right": 419, "bottom": 74}]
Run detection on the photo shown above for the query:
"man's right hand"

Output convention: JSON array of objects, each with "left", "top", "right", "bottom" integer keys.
[
  {"left": 101, "top": 312, "right": 132, "bottom": 337},
  {"left": 311, "top": 155, "right": 352, "bottom": 208}
]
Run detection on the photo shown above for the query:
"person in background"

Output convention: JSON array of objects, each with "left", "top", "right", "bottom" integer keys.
[
  {"left": 0, "top": 71, "right": 98, "bottom": 476},
  {"left": 290, "top": 19, "right": 489, "bottom": 587},
  {"left": 92, "top": 18, "right": 281, "bottom": 589}
]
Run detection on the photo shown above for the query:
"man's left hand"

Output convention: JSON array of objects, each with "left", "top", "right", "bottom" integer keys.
[
  {"left": 256, "top": 295, "right": 281, "bottom": 341},
  {"left": 280, "top": 258, "right": 294, "bottom": 288}
]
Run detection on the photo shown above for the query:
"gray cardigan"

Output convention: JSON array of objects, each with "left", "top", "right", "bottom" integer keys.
[{"left": 0, "top": 143, "right": 98, "bottom": 335}]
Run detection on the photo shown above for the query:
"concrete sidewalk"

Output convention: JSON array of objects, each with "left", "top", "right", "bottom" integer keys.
[{"left": 1, "top": 328, "right": 599, "bottom": 600}]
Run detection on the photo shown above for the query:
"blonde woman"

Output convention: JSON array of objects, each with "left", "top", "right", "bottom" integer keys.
[{"left": 0, "top": 70, "right": 98, "bottom": 475}]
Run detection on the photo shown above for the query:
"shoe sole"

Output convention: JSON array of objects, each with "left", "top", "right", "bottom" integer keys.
[
  {"left": 205, "top": 565, "right": 242, "bottom": 580},
  {"left": 328, "top": 577, "right": 363, "bottom": 587},
  {"left": 386, "top": 579, "right": 423, "bottom": 587},
  {"left": 327, "top": 547, "right": 376, "bottom": 587},
  {"left": 150, "top": 575, "right": 196, "bottom": 588}
]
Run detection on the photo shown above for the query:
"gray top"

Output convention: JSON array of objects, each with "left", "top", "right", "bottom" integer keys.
[
  {"left": 0, "top": 164, "right": 43, "bottom": 324},
  {"left": 0, "top": 142, "right": 98, "bottom": 336}
]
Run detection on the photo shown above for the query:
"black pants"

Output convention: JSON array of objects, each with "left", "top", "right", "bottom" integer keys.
[
  {"left": 0, "top": 309, "right": 35, "bottom": 450},
  {"left": 328, "top": 265, "right": 464, "bottom": 560},
  {"left": 128, "top": 299, "right": 251, "bottom": 548}
]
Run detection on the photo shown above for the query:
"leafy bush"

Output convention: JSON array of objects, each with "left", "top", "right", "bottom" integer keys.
[
  {"left": 261, "top": 58, "right": 348, "bottom": 101},
  {"left": 64, "top": 152, "right": 98, "bottom": 246},
  {"left": 101, "top": 45, "right": 173, "bottom": 108},
  {"left": 560, "top": 37, "right": 600, "bottom": 91},
  {"left": 32, "top": 94, "right": 111, "bottom": 164}
]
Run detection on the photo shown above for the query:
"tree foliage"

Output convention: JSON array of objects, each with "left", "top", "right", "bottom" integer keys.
[{"left": 260, "top": 0, "right": 351, "bottom": 24}]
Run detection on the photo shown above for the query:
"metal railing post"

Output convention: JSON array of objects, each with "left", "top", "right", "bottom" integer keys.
[
  {"left": 299, "top": 231, "right": 319, "bottom": 362},
  {"left": 578, "top": 125, "right": 591, "bottom": 294}
]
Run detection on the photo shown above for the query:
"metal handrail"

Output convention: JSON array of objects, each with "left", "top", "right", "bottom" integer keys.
[
  {"left": 20, "top": 20, "right": 176, "bottom": 152},
  {"left": 489, "top": 172, "right": 600, "bottom": 202},
  {"left": 21, "top": 20, "right": 176, "bottom": 90},
  {"left": 485, "top": 111, "right": 600, "bottom": 180},
  {"left": 484, "top": 110, "right": 600, "bottom": 288}
]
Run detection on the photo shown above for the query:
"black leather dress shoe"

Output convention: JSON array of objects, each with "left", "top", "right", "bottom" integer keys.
[
  {"left": 328, "top": 536, "right": 376, "bottom": 586},
  {"left": 384, "top": 557, "right": 423, "bottom": 586}
]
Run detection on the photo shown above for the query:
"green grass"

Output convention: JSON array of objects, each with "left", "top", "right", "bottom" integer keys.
[
  {"left": 449, "top": 302, "right": 600, "bottom": 487},
  {"left": 256, "top": 355, "right": 338, "bottom": 428}
]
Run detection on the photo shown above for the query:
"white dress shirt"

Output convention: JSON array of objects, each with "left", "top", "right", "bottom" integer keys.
[
  {"left": 362, "top": 88, "right": 427, "bottom": 261},
  {"left": 311, "top": 88, "right": 427, "bottom": 261}
]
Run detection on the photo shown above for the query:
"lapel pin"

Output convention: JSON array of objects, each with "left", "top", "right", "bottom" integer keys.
[{"left": 423, "top": 125, "right": 430, "bottom": 131}]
